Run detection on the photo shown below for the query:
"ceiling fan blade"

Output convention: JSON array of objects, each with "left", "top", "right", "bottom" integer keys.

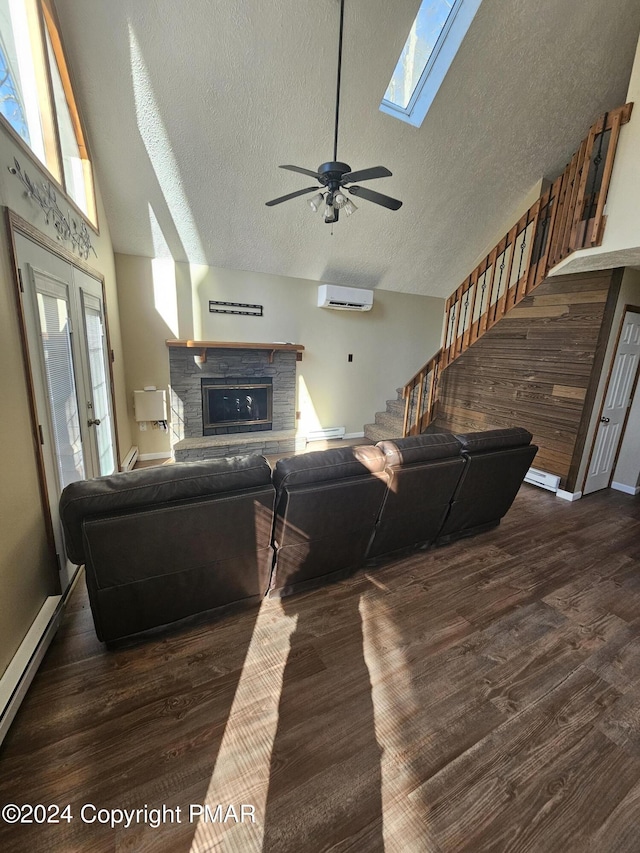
[
  {"left": 348, "top": 185, "right": 402, "bottom": 211},
  {"left": 341, "top": 166, "right": 392, "bottom": 183},
  {"left": 265, "top": 186, "right": 321, "bottom": 206},
  {"left": 279, "top": 164, "right": 322, "bottom": 180}
]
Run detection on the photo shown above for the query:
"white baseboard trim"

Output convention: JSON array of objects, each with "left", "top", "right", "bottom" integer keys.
[
  {"left": 1, "top": 597, "right": 61, "bottom": 744},
  {"left": 59, "top": 560, "right": 78, "bottom": 594},
  {"left": 138, "top": 451, "right": 172, "bottom": 461},
  {"left": 611, "top": 481, "right": 640, "bottom": 496},
  {"left": 556, "top": 489, "right": 583, "bottom": 502},
  {"left": 0, "top": 569, "right": 82, "bottom": 745},
  {"left": 121, "top": 445, "right": 139, "bottom": 471},
  {"left": 343, "top": 431, "right": 365, "bottom": 440}
]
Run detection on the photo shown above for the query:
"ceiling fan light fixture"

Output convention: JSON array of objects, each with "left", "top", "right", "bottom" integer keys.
[
  {"left": 264, "top": 0, "right": 402, "bottom": 219},
  {"left": 333, "top": 191, "right": 348, "bottom": 209},
  {"left": 343, "top": 198, "right": 357, "bottom": 216},
  {"left": 308, "top": 191, "right": 324, "bottom": 212},
  {"left": 324, "top": 202, "right": 337, "bottom": 223}
]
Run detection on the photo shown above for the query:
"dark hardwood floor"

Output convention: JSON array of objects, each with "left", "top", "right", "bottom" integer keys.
[{"left": 1, "top": 485, "right": 639, "bottom": 852}]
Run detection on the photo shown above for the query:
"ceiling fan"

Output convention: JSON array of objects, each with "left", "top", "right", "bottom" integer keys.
[{"left": 265, "top": 0, "right": 402, "bottom": 223}]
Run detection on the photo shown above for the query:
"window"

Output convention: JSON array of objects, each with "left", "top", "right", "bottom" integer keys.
[
  {"left": 0, "top": 0, "right": 96, "bottom": 224},
  {"left": 380, "top": 0, "right": 483, "bottom": 128}
]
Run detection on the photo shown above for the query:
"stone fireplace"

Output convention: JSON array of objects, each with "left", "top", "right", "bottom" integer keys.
[{"left": 167, "top": 341, "right": 304, "bottom": 461}]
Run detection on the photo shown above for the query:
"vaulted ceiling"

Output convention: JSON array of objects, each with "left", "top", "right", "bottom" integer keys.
[{"left": 54, "top": 0, "right": 640, "bottom": 297}]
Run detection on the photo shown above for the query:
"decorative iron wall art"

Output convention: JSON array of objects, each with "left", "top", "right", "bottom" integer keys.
[{"left": 8, "top": 158, "right": 96, "bottom": 259}]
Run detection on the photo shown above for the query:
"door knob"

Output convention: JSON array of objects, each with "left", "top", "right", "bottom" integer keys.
[
  {"left": 88, "top": 418, "right": 101, "bottom": 427},
  {"left": 600, "top": 416, "right": 610, "bottom": 423}
]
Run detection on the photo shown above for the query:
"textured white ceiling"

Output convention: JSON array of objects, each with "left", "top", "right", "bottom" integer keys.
[{"left": 54, "top": 0, "right": 640, "bottom": 297}]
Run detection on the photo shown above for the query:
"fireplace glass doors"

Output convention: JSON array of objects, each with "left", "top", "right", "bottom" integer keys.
[{"left": 201, "top": 378, "right": 273, "bottom": 435}]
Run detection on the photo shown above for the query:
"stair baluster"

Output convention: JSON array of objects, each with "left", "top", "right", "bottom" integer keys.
[{"left": 397, "top": 103, "right": 633, "bottom": 437}]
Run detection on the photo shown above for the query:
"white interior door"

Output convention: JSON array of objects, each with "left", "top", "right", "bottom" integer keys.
[
  {"left": 15, "top": 233, "right": 117, "bottom": 589},
  {"left": 584, "top": 310, "right": 640, "bottom": 495}
]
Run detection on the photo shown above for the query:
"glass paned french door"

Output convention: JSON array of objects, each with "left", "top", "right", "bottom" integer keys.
[
  {"left": 81, "top": 291, "right": 115, "bottom": 476},
  {"left": 15, "top": 232, "right": 117, "bottom": 590},
  {"left": 35, "top": 284, "right": 85, "bottom": 488}
]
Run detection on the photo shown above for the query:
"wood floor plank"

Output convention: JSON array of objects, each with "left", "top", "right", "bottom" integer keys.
[
  {"left": 413, "top": 669, "right": 624, "bottom": 851},
  {"left": 0, "top": 486, "right": 639, "bottom": 852},
  {"left": 587, "top": 781, "right": 640, "bottom": 852}
]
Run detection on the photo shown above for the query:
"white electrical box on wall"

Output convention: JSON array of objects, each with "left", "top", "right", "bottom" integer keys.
[{"left": 133, "top": 389, "right": 167, "bottom": 422}]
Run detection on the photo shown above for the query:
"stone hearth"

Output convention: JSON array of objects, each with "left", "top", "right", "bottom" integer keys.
[{"left": 167, "top": 341, "right": 304, "bottom": 462}]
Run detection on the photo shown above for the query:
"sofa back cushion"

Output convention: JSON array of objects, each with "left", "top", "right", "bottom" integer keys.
[
  {"left": 273, "top": 444, "right": 385, "bottom": 488},
  {"left": 377, "top": 432, "right": 462, "bottom": 467},
  {"left": 438, "top": 428, "right": 537, "bottom": 540},
  {"left": 367, "top": 434, "right": 464, "bottom": 558},
  {"left": 455, "top": 427, "right": 534, "bottom": 454},
  {"left": 60, "top": 455, "right": 272, "bottom": 565},
  {"left": 270, "top": 445, "right": 387, "bottom": 595},
  {"left": 82, "top": 484, "right": 275, "bottom": 641}
]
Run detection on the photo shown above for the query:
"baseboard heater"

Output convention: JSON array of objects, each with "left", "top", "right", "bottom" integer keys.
[
  {"left": 524, "top": 467, "right": 560, "bottom": 492},
  {"left": 306, "top": 427, "right": 346, "bottom": 442},
  {"left": 121, "top": 445, "right": 139, "bottom": 471},
  {"left": 0, "top": 569, "right": 82, "bottom": 745},
  {"left": 1, "top": 595, "right": 61, "bottom": 744}
]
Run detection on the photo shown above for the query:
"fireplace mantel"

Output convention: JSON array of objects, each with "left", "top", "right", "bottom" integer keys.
[{"left": 166, "top": 340, "right": 304, "bottom": 363}]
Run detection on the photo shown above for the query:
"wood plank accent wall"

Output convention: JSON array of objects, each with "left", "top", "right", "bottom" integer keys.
[{"left": 432, "top": 270, "right": 620, "bottom": 490}]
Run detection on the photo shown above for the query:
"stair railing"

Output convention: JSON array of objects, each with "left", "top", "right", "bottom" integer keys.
[
  {"left": 401, "top": 103, "right": 632, "bottom": 437},
  {"left": 402, "top": 349, "right": 442, "bottom": 436},
  {"left": 441, "top": 103, "right": 632, "bottom": 372}
]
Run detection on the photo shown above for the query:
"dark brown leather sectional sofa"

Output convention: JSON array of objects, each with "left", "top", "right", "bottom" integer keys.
[{"left": 59, "top": 428, "right": 537, "bottom": 643}]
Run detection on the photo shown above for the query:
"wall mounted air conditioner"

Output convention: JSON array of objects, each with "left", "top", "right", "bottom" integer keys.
[{"left": 317, "top": 284, "right": 374, "bottom": 312}]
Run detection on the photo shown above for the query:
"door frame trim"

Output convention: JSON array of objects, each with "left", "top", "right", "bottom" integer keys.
[
  {"left": 581, "top": 303, "right": 640, "bottom": 494},
  {"left": 5, "top": 208, "right": 121, "bottom": 588},
  {"left": 565, "top": 268, "right": 623, "bottom": 493}
]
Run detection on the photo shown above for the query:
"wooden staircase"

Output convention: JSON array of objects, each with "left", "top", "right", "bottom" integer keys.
[{"left": 399, "top": 103, "right": 632, "bottom": 437}]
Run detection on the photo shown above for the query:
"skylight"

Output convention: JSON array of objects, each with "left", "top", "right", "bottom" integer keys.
[{"left": 380, "top": 0, "right": 483, "bottom": 127}]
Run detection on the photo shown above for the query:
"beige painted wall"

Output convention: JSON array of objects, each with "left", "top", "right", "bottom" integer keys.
[
  {"left": 575, "top": 267, "right": 640, "bottom": 491},
  {"left": 115, "top": 255, "right": 445, "bottom": 455},
  {"left": 468, "top": 178, "right": 550, "bottom": 272},
  {"left": 0, "top": 127, "right": 129, "bottom": 677}
]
